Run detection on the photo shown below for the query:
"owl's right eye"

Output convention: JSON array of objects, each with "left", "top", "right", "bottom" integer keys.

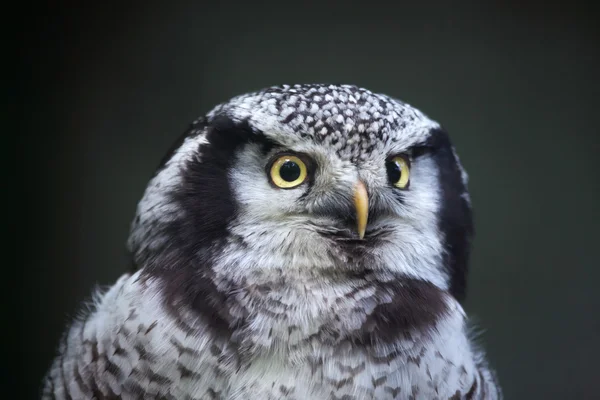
[{"left": 268, "top": 154, "right": 308, "bottom": 189}]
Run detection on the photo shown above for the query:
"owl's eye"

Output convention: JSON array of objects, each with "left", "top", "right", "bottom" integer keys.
[
  {"left": 386, "top": 155, "right": 410, "bottom": 189},
  {"left": 268, "top": 155, "right": 308, "bottom": 189}
]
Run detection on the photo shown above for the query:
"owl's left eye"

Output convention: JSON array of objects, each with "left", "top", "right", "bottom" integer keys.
[
  {"left": 268, "top": 154, "right": 308, "bottom": 189},
  {"left": 386, "top": 155, "right": 411, "bottom": 189}
]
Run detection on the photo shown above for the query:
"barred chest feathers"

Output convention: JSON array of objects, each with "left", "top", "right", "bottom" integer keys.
[{"left": 45, "top": 271, "right": 496, "bottom": 399}]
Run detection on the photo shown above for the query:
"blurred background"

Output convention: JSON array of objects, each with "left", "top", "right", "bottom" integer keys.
[{"left": 12, "top": 1, "right": 599, "bottom": 398}]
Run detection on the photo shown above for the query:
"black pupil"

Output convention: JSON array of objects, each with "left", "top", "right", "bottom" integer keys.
[
  {"left": 386, "top": 160, "right": 402, "bottom": 183},
  {"left": 280, "top": 160, "right": 301, "bottom": 182}
]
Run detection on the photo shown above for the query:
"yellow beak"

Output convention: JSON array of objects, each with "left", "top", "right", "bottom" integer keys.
[{"left": 353, "top": 181, "right": 369, "bottom": 239}]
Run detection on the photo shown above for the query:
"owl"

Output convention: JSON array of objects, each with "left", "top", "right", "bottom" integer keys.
[{"left": 42, "top": 84, "right": 501, "bottom": 399}]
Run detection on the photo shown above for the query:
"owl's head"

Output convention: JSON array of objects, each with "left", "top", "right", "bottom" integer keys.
[{"left": 129, "top": 84, "right": 473, "bottom": 341}]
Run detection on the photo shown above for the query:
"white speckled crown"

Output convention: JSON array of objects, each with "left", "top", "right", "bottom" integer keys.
[{"left": 205, "top": 84, "right": 439, "bottom": 162}]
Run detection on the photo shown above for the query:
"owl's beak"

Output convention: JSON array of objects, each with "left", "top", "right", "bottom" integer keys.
[{"left": 353, "top": 181, "right": 369, "bottom": 240}]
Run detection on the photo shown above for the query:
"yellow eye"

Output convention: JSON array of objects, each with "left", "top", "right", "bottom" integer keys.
[
  {"left": 386, "top": 155, "right": 410, "bottom": 189},
  {"left": 269, "top": 155, "right": 308, "bottom": 189}
]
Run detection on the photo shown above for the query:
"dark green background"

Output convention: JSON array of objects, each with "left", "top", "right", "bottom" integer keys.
[{"left": 15, "top": 1, "right": 599, "bottom": 399}]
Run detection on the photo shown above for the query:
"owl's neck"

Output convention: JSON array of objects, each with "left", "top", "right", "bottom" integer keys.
[
  {"left": 134, "top": 232, "right": 483, "bottom": 385},
  {"left": 225, "top": 271, "right": 451, "bottom": 351},
  {"left": 119, "top": 270, "right": 472, "bottom": 360},
  {"left": 140, "top": 240, "right": 455, "bottom": 352}
]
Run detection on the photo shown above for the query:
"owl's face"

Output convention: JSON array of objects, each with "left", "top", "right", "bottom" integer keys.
[
  {"left": 222, "top": 118, "right": 453, "bottom": 288},
  {"left": 129, "top": 85, "right": 472, "bottom": 339}
]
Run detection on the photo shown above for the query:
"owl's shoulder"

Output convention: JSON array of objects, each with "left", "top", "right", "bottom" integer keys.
[{"left": 43, "top": 272, "right": 229, "bottom": 399}]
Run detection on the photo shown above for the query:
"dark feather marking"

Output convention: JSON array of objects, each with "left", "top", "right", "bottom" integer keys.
[
  {"left": 423, "top": 127, "right": 474, "bottom": 301},
  {"left": 118, "top": 325, "right": 131, "bottom": 337},
  {"left": 145, "top": 320, "right": 158, "bottom": 335},
  {"left": 104, "top": 358, "right": 123, "bottom": 380},
  {"left": 288, "top": 325, "right": 300, "bottom": 335},
  {"left": 466, "top": 377, "right": 478, "bottom": 400},
  {"left": 336, "top": 361, "right": 366, "bottom": 376},
  {"left": 449, "top": 390, "right": 461, "bottom": 400},
  {"left": 384, "top": 386, "right": 401, "bottom": 397},
  {"left": 207, "top": 388, "right": 222, "bottom": 399},
  {"left": 137, "top": 364, "right": 173, "bottom": 386},
  {"left": 368, "top": 348, "right": 401, "bottom": 365},
  {"left": 409, "top": 385, "right": 420, "bottom": 400},
  {"left": 134, "top": 343, "right": 156, "bottom": 362},
  {"left": 170, "top": 308, "right": 199, "bottom": 337},
  {"left": 126, "top": 308, "right": 139, "bottom": 322},
  {"left": 178, "top": 363, "right": 203, "bottom": 380},
  {"left": 83, "top": 340, "right": 100, "bottom": 363},
  {"left": 329, "top": 377, "right": 354, "bottom": 390},
  {"left": 210, "top": 344, "right": 222, "bottom": 357},
  {"left": 407, "top": 347, "right": 427, "bottom": 368},
  {"left": 372, "top": 376, "right": 387, "bottom": 387},
  {"left": 88, "top": 371, "right": 117, "bottom": 400},
  {"left": 139, "top": 116, "right": 276, "bottom": 338},
  {"left": 170, "top": 337, "right": 201, "bottom": 358},
  {"left": 426, "top": 366, "right": 433, "bottom": 380},
  {"left": 72, "top": 359, "right": 90, "bottom": 396},
  {"left": 356, "top": 278, "right": 448, "bottom": 344},
  {"left": 279, "top": 385, "right": 294, "bottom": 395},
  {"left": 307, "top": 356, "right": 323, "bottom": 375},
  {"left": 334, "top": 284, "right": 371, "bottom": 304},
  {"left": 123, "top": 379, "right": 147, "bottom": 396},
  {"left": 112, "top": 344, "right": 127, "bottom": 357}
]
